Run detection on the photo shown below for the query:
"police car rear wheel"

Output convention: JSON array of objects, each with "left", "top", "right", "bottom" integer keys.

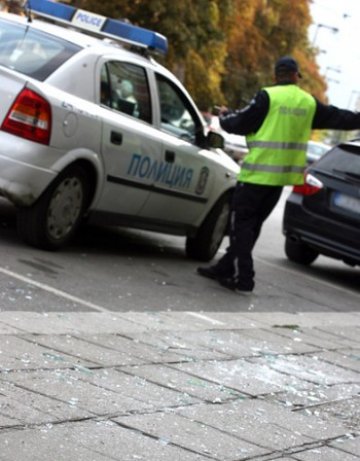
[
  {"left": 186, "top": 194, "right": 230, "bottom": 262},
  {"left": 17, "top": 165, "right": 90, "bottom": 250}
]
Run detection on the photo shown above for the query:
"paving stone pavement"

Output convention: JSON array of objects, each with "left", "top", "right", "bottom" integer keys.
[{"left": 0, "top": 310, "right": 359, "bottom": 461}]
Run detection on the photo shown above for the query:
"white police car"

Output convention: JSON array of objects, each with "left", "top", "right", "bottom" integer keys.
[{"left": 0, "top": 0, "right": 239, "bottom": 261}]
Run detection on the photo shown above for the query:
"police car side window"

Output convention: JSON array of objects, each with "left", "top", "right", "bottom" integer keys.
[
  {"left": 100, "top": 65, "right": 114, "bottom": 109},
  {"left": 100, "top": 61, "right": 151, "bottom": 123},
  {"left": 155, "top": 74, "right": 198, "bottom": 144}
]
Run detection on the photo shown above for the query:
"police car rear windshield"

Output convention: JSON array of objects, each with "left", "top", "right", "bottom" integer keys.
[{"left": 0, "top": 18, "right": 81, "bottom": 81}]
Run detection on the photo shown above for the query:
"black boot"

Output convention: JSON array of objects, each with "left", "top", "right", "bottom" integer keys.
[{"left": 197, "top": 266, "right": 226, "bottom": 280}]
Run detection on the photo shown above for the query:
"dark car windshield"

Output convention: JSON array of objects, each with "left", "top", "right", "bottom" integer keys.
[
  {"left": 316, "top": 143, "right": 360, "bottom": 176},
  {"left": 0, "top": 18, "right": 81, "bottom": 81}
]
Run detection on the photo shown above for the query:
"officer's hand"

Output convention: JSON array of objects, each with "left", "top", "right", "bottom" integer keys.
[{"left": 212, "top": 105, "right": 228, "bottom": 116}]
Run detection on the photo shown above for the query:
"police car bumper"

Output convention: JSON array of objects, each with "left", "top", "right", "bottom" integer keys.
[{"left": 0, "top": 134, "right": 58, "bottom": 206}]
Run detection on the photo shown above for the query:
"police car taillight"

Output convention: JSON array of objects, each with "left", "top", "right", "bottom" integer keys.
[
  {"left": 293, "top": 172, "right": 323, "bottom": 196},
  {"left": 1, "top": 88, "right": 51, "bottom": 145}
]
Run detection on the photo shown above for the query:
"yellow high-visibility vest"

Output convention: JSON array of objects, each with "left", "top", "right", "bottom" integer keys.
[{"left": 240, "top": 84, "right": 316, "bottom": 185}]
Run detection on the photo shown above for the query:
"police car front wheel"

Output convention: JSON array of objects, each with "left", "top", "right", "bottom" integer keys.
[
  {"left": 186, "top": 193, "right": 230, "bottom": 262},
  {"left": 17, "top": 165, "right": 90, "bottom": 250}
]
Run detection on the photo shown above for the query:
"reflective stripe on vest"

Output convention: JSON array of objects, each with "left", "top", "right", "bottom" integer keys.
[
  {"left": 240, "top": 84, "right": 316, "bottom": 186},
  {"left": 247, "top": 141, "right": 308, "bottom": 150},
  {"left": 241, "top": 162, "right": 304, "bottom": 174}
]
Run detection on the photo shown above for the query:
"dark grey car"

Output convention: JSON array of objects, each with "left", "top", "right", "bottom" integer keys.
[{"left": 283, "top": 140, "right": 360, "bottom": 266}]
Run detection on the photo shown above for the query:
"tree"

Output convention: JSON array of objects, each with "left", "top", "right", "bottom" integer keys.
[
  {"left": 74, "top": 0, "right": 327, "bottom": 109},
  {"left": 222, "top": 0, "right": 327, "bottom": 107},
  {"left": 76, "top": 0, "right": 231, "bottom": 110}
]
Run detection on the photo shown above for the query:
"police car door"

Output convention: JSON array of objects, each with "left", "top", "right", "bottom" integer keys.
[
  {"left": 96, "top": 60, "right": 161, "bottom": 217},
  {"left": 138, "top": 72, "right": 214, "bottom": 224}
]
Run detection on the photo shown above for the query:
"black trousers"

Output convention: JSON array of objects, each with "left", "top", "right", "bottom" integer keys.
[{"left": 214, "top": 182, "right": 283, "bottom": 290}]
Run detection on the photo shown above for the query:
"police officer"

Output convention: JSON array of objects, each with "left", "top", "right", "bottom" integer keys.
[{"left": 197, "top": 56, "right": 360, "bottom": 294}]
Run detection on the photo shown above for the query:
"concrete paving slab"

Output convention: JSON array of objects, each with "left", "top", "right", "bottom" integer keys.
[
  {"left": 0, "top": 312, "right": 146, "bottom": 335},
  {"left": 80, "top": 333, "right": 187, "bottom": 364},
  {"left": 244, "top": 312, "right": 360, "bottom": 329},
  {"left": 315, "top": 350, "right": 360, "bottom": 373},
  {"left": 292, "top": 445, "right": 360, "bottom": 460},
  {"left": 121, "top": 363, "right": 245, "bottom": 403},
  {"left": 179, "top": 399, "right": 349, "bottom": 446},
  {"left": 136, "top": 328, "right": 315, "bottom": 359},
  {"left": 0, "top": 424, "right": 115, "bottom": 461},
  {"left": 316, "top": 326, "right": 360, "bottom": 347},
  {"left": 311, "top": 328, "right": 360, "bottom": 350},
  {"left": 252, "top": 457, "right": 299, "bottom": 461},
  {"left": 115, "top": 411, "right": 269, "bottom": 460},
  {"left": 41, "top": 420, "right": 213, "bottom": 460},
  {"left": 259, "top": 456, "right": 296, "bottom": 461},
  {"left": 269, "top": 383, "right": 360, "bottom": 409},
  {"left": 0, "top": 380, "right": 91, "bottom": 424},
  {"left": 298, "top": 395, "right": 360, "bottom": 432},
  {"left": 265, "top": 325, "right": 352, "bottom": 350},
  {"left": 239, "top": 329, "right": 318, "bottom": 355},
  {"left": 238, "top": 312, "right": 308, "bottom": 328},
  {"left": 0, "top": 311, "right": 359, "bottom": 460},
  {"left": 330, "top": 436, "right": 360, "bottom": 457},
  {"left": 77, "top": 367, "right": 198, "bottom": 409},
  {"left": 0, "top": 413, "right": 20, "bottom": 427},
  {"left": 22, "top": 333, "right": 170, "bottom": 367},
  {"left": 178, "top": 401, "right": 314, "bottom": 451},
  {"left": 0, "top": 322, "right": 22, "bottom": 334},
  {"left": 3, "top": 369, "right": 155, "bottom": 416},
  {"left": 248, "top": 354, "right": 360, "bottom": 386},
  {"left": 0, "top": 335, "right": 96, "bottom": 371},
  {"left": 165, "top": 329, "right": 281, "bottom": 358},
  {"left": 174, "top": 358, "right": 312, "bottom": 396},
  {"left": 125, "top": 330, "right": 230, "bottom": 361}
]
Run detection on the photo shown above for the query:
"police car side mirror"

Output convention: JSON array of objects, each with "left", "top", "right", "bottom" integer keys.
[{"left": 207, "top": 131, "right": 225, "bottom": 149}]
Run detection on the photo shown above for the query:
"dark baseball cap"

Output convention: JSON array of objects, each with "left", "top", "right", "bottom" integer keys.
[{"left": 275, "top": 56, "right": 302, "bottom": 78}]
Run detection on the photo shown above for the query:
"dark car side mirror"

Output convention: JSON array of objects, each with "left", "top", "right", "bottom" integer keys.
[{"left": 207, "top": 131, "right": 225, "bottom": 149}]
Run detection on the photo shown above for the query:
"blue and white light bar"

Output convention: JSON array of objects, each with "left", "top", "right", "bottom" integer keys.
[{"left": 26, "top": 0, "right": 168, "bottom": 54}]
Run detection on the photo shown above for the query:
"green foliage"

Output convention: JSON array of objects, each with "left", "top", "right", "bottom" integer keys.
[{"left": 74, "top": 0, "right": 327, "bottom": 110}]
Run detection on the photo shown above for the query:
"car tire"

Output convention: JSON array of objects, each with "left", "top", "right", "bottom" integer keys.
[
  {"left": 186, "top": 193, "right": 230, "bottom": 262},
  {"left": 17, "top": 164, "right": 90, "bottom": 250},
  {"left": 285, "top": 236, "right": 319, "bottom": 265}
]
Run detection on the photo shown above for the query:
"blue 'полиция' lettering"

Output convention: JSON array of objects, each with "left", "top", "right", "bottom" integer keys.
[{"left": 127, "top": 154, "right": 193, "bottom": 189}]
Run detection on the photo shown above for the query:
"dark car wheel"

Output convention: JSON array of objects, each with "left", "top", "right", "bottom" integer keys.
[
  {"left": 17, "top": 164, "right": 90, "bottom": 250},
  {"left": 285, "top": 236, "right": 319, "bottom": 265},
  {"left": 186, "top": 194, "right": 230, "bottom": 262}
]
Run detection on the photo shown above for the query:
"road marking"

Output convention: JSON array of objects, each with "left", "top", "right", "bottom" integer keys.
[
  {"left": 186, "top": 311, "right": 225, "bottom": 326},
  {"left": 0, "top": 267, "right": 111, "bottom": 313},
  {"left": 254, "top": 256, "right": 360, "bottom": 298},
  {"left": 219, "top": 247, "right": 360, "bottom": 298}
]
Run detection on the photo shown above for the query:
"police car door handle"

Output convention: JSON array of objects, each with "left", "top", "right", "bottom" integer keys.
[
  {"left": 165, "top": 150, "right": 175, "bottom": 163},
  {"left": 111, "top": 131, "right": 123, "bottom": 145}
]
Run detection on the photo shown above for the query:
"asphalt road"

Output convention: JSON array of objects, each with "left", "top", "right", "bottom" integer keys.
[{"left": 0, "top": 190, "right": 359, "bottom": 314}]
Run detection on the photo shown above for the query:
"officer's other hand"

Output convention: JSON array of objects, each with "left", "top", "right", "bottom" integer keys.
[{"left": 212, "top": 105, "right": 228, "bottom": 116}]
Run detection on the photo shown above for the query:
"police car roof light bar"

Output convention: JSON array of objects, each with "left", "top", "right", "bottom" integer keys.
[{"left": 26, "top": 0, "right": 168, "bottom": 55}]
